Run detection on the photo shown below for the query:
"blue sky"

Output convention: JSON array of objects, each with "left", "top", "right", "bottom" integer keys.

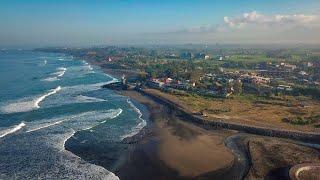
[{"left": 1, "top": 0, "right": 320, "bottom": 47}]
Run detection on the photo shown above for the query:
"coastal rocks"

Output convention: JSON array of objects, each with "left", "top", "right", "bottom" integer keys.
[{"left": 101, "top": 82, "right": 128, "bottom": 90}]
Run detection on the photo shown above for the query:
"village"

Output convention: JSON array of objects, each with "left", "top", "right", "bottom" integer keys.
[
  {"left": 143, "top": 59, "right": 320, "bottom": 98},
  {"left": 38, "top": 46, "right": 320, "bottom": 128}
]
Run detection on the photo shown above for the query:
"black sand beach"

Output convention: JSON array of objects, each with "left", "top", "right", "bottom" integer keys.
[
  {"left": 66, "top": 89, "right": 243, "bottom": 180},
  {"left": 65, "top": 60, "right": 320, "bottom": 180}
]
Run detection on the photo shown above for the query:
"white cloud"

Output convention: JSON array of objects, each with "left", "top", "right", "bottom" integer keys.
[
  {"left": 224, "top": 11, "right": 319, "bottom": 28},
  {"left": 160, "top": 11, "right": 320, "bottom": 44}
]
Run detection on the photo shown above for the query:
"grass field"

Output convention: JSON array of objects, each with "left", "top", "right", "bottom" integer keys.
[{"left": 171, "top": 92, "right": 320, "bottom": 132}]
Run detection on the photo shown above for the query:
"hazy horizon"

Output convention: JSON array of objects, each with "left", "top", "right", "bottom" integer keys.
[{"left": 1, "top": 0, "right": 320, "bottom": 48}]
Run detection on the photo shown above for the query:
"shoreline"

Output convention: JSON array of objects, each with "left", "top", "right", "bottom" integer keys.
[
  {"left": 114, "top": 90, "right": 241, "bottom": 179},
  {"left": 65, "top": 57, "right": 320, "bottom": 180},
  {"left": 87, "top": 57, "right": 320, "bottom": 143}
]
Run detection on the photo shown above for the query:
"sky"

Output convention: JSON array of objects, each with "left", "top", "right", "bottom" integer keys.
[{"left": 0, "top": 0, "right": 320, "bottom": 48}]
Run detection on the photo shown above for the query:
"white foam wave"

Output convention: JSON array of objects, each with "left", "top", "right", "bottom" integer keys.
[
  {"left": 57, "top": 67, "right": 67, "bottom": 71},
  {"left": 88, "top": 65, "right": 93, "bottom": 70},
  {"left": 53, "top": 67, "right": 67, "bottom": 77},
  {"left": 0, "top": 86, "right": 62, "bottom": 114},
  {"left": 39, "top": 59, "right": 47, "bottom": 66},
  {"left": 121, "top": 99, "right": 147, "bottom": 140},
  {"left": 26, "top": 120, "right": 64, "bottom": 133},
  {"left": 0, "top": 122, "right": 26, "bottom": 138},
  {"left": 42, "top": 77, "right": 58, "bottom": 82},
  {"left": 34, "top": 86, "right": 61, "bottom": 108},
  {"left": 42, "top": 67, "right": 67, "bottom": 81},
  {"left": 25, "top": 109, "right": 122, "bottom": 134},
  {"left": 100, "top": 108, "right": 123, "bottom": 123},
  {"left": 75, "top": 95, "right": 107, "bottom": 103}
]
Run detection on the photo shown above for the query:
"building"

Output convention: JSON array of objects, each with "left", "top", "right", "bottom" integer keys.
[
  {"left": 195, "top": 53, "right": 205, "bottom": 59},
  {"left": 276, "top": 85, "right": 293, "bottom": 92},
  {"left": 180, "top": 52, "right": 193, "bottom": 60},
  {"left": 147, "top": 79, "right": 165, "bottom": 89}
]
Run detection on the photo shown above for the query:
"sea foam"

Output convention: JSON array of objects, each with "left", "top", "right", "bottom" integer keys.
[
  {"left": 34, "top": 86, "right": 61, "bottom": 108},
  {"left": 0, "top": 122, "right": 26, "bottom": 138},
  {"left": 75, "top": 95, "right": 107, "bottom": 103},
  {"left": 0, "top": 86, "right": 61, "bottom": 114},
  {"left": 43, "top": 67, "right": 67, "bottom": 81},
  {"left": 120, "top": 99, "right": 147, "bottom": 140},
  {"left": 25, "top": 109, "right": 123, "bottom": 134}
]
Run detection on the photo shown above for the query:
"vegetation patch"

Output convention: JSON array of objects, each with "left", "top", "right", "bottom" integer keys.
[
  {"left": 204, "top": 107, "right": 231, "bottom": 114},
  {"left": 282, "top": 116, "right": 317, "bottom": 125}
]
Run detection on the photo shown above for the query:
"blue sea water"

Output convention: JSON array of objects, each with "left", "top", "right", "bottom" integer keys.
[{"left": 0, "top": 50, "right": 146, "bottom": 179}]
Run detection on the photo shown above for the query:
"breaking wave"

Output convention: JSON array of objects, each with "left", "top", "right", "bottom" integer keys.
[
  {"left": 75, "top": 95, "right": 107, "bottom": 103},
  {"left": 0, "top": 122, "right": 26, "bottom": 138},
  {"left": 25, "top": 109, "right": 123, "bottom": 134},
  {"left": 42, "top": 67, "right": 67, "bottom": 81},
  {"left": 34, "top": 86, "right": 61, "bottom": 108},
  {"left": 121, "top": 99, "right": 147, "bottom": 140},
  {"left": 26, "top": 120, "right": 64, "bottom": 133},
  {"left": 0, "top": 86, "right": 61, "bottom": 114}
]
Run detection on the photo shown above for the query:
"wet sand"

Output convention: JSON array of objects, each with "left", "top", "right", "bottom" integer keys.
[{"left": 110, "top": 90, "right": 237, "bottom": 179}]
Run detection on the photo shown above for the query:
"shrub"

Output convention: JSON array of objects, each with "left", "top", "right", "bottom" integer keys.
[{"left": 282, "top": 116, "right": 315, "bottom": 125}]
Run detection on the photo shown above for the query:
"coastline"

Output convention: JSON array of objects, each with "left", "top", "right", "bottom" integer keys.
[
  {"left": 112, "top": 90, "right": 240, "bottom": 179},
  {"left": 65, "top": 58, "right": 320, "bottom": 180},
  {"left": 65, "top": 59, "right": 243, "bottom": 179}
]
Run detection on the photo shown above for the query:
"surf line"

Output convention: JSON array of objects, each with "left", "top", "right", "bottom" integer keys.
[
  {"left": 34, "top": 86, "right": 62, "bottom": 108},
  {"left": 120, "top": 99, "right": 147, "bottom": 140},
  {"left": 0, "top": 122, "right": 26, "bottom": 138}
]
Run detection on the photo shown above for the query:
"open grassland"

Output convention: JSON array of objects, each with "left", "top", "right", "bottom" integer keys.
[
  {"left": 228, "top": 55, "right": 273, "bottom": 63},
  {"left": 145, "top": 89, "right": 320, "bottom": 133}
]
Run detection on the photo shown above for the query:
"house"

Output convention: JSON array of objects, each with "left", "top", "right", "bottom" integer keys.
[
  {"left": 277, "top": 85, "right": 292, "bottom": 91},
  {"left": 306, "top": 62, "right": 314, "bottom": 67},
  {"left": 299, "top": 71, "right": 308, "bottom": 76},
  {"left": 147, "top": 79, "right": 165, "bottom": 89},
  {"left": 164, "top": 77, "right": 173, "bottom": 84},
  {"left": 255, "top": 76, "right": 270, "bottom": 84}
]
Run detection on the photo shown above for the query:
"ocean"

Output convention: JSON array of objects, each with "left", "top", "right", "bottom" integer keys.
[{"left": 0, "top": 50, "right": 146, "bottom": 179}]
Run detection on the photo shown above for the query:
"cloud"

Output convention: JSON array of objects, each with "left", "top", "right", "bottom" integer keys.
[
  {"left": 224, "top": 11, "right": 319, "bottom": 28},
  {"left": 152, "top": 11, "right": 320, "bottom": 44}
]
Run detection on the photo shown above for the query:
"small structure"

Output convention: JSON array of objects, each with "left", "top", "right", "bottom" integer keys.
[
  {"left": 121, "top": 74, "right": 126, "bottom": 84},
  {"left": 147, "top": 79, "right": 165, "bottom": 89}
]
